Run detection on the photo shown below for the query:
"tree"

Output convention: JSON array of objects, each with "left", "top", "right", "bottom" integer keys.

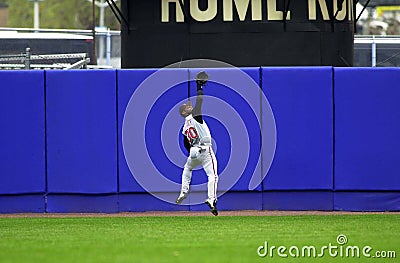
[{"left": 6, "top": 0, "right": 120, "bottom": 30}]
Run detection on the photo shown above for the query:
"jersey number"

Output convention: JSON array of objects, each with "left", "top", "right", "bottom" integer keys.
[{"left": 186, "top": 127, "right": 199, "bottom": 143}]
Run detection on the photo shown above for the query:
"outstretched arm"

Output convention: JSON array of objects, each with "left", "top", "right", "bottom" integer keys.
[{"left": 192, "top": 82, "right": 204, "bottom": 124}]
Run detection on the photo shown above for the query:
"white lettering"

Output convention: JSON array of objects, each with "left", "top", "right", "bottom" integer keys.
[
  {"left": 346, "top": 246, "right": 360, "bottom": 258},
  {"left": 161, "top": 0, "right": 185, "bottom": 23},
  {"left": 277, "top": 246, "right": 288, "bottom": 257},
  {"left": 270, "top": 245, "right": 276, "bottom": 258},
  {"left": 334, "top": 0, "right": 346, "bottom": 21},
  {"left": 267, "top": 0, "right": 290, "bottom": 20},
  {"left": 308, "top": 0, "right": 329, "bottom": 20},
  {"left": 302, "top": 246, "right": 317, "bottom": 257},
  {"left": 161, "top": 0, "right": 353, "bottom": 23},
  {"left": 347, "top": 0, "right": 354, "bottom": 21},
  {"left": 362, "top": 246, "right": 372, "bottom": 258},
  {"left": 289, "top": 246, "right": 299, "bottom": 257},
  {"left": 190, "top": 0, "right": 217, "bottom": 22},
  {"left": 329, "top": 243, "right": 338, "bottom": 257},
  {"left": 257, "top": 241, "right": 268, "bottom": 257},
  {"left": 318, "top": 245, "right": 328, "bottom": 257},
  {"left": 223, "top": 0, "right": 262, "bottom": 21}
]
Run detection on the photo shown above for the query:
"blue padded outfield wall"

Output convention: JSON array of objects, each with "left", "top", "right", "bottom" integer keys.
[
  {"left": 46, "top": 70, "right": 118, "bottom": 212},
  {"left": 262, "top": 68, "right": 333, "bottom": 210},
  {"left": 0, "top": 67, "right": 399, "bottom": 213},
  {"left": 0, "top": 71, "right": 45, "bottom": 213},
  {"left": 334, "top": 68, "right": 400, "bottom": 211}
]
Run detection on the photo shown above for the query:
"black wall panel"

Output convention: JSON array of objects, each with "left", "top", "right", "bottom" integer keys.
[{"left": 121, "top": 0, "right": 354, "bottom": 68}]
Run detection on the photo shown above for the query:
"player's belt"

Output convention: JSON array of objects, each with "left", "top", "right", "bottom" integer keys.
[{"left": 191, "top": 143, "right": 210, "bottom": 154}]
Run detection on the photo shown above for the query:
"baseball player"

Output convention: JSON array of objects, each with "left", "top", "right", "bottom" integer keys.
[{"left": 176, "top": 71, "right": 219, "bottom": 216}]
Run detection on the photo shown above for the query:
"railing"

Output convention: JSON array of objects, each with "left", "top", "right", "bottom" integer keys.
[
  {"left": 354, "top": 35, "right": 400, "bottom": 67},
  {"left": 0, "top": 27, "right": 121, "bottom": 68},
  {"left": 0, "top": 47, "right": 90, "bottom": 70}
]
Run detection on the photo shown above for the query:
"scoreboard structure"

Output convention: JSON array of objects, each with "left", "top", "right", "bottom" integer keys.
[{"left": 120, "top": 0, "right": 355, "bottom": 68}]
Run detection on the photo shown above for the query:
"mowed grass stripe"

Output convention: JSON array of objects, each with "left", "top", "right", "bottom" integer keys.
[{"left": 0, "top": 215, "right": 398, "bottom": 263}]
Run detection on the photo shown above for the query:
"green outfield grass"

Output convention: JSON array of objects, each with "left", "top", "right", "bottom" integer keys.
[{"left": 0, "top": 214, "right": 399, "bottom": 262}]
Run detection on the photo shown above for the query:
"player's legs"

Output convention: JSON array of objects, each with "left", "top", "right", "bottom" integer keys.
[
  {"left": 202, "top": 146, "right": 218, "bottom": 216},
  {"left": 202, "top": 147, "right": 218, "bottom": 202},
  {"left": 180, "top": 163, "right": 192, "bottom": 194},
  {"left": 176, "top": 157, "right": 200, "bottom": 204}
]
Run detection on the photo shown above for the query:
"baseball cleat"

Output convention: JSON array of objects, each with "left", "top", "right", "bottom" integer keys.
[
  {"left": 175, "top": 192, "right": 188, "bottom": 204},
  {"left": 205, "top": 199, "right": 218, "bottom": 216}
]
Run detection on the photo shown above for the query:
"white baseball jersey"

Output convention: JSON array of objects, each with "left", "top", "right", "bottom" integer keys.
[
  {"left": 182, "top": 114, "right": 212, "bottom": 146},
  {"left": 180, "top": 114, "right": 218, "bottom": 202}
]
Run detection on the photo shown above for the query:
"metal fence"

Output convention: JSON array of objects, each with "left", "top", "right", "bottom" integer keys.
[
  {"left": 94, "top": 28, "right": 121, "bottom": 68},
  {"left": 354, "top": 35, "right": 400, "bottom": 67},
  {"left": 0, "top": 27, "right": 120, "bottom": 68},
  {"left": 0, "top": 47, "right": 90, "bottom": 70}
]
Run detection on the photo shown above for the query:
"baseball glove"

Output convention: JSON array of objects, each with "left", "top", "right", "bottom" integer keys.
[{"left": 195, "top": 71, "right": 209, "bottom": 86}]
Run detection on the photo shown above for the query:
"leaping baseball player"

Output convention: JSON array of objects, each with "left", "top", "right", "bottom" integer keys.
[{"left": 176, "top": 71, "right": 219, "bottom": 216}]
